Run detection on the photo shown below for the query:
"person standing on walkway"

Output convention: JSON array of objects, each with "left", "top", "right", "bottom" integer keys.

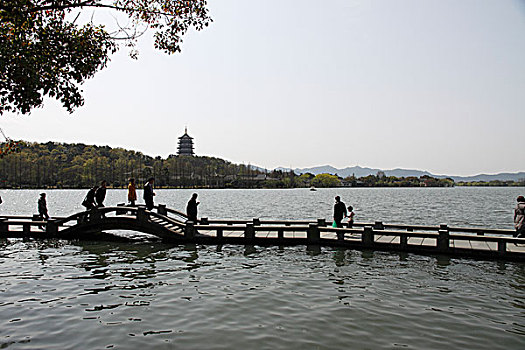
[
  {"left": 38, "top": 193, "right": 49, "bottom": 221},
  {"left": 514, "top": 195, "right": 525, "bottom": 238},
  {"left": 95, "top": 180, "right": 107, "bottom": 208},
  {"left": 144, "top": 178, "right": 155, "bottom": 210},
  {"left": 128, "top": 178, "right": 137, "bottom": 206},
  {"left": 186, "top": 193, "right": 200, "bottom": 223},
  {"left": 333, "top": 196, "right": 347, "bottom": 228}
]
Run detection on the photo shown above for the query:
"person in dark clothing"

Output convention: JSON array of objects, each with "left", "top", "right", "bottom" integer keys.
[
  {"left": 37, "top": 193, "right": 49, "bottom": 229},
  {"left": 333, "top": 196, "right": 347, "bottom": 228},
  {"left": 143, "top": 178, "right": 155, "bottom": 210},
  {"left": 95, "top": 180, "right": 107, "bottom": 208},
  {"left": 514, "top": 195, "right": 525, "bottom": 238},
  {"left": 186, "top": 193, "right": 199, "bottom": 223},
  {"left": 82, "top": 186, "right": 98, "bottom": 210},
  {"left": 38, "top": 193, "right": 49, "bottom": 219}
]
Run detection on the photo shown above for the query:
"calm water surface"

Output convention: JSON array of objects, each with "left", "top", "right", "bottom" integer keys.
[{"left": 1, "top": 187, "right": 524, "bottom": 349}]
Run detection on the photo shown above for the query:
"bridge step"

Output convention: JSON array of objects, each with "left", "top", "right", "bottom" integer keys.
[{"left": 148, "top": 217, "right": 183, "bottom": 233}]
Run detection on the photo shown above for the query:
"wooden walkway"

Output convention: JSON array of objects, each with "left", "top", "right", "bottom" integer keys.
[{"left": 1, "top": 205, "right": 524, "bottom": 261}]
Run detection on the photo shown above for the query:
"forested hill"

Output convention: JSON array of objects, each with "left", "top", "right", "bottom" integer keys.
[
  {"left": 3, "top": 141, "right": 509, "bottom": 189},
  {"left": 0, "top": 141, "right": 270, "bottom": 188}
]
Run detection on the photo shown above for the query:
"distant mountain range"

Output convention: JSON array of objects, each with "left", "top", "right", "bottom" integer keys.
[{"left": 274, "top": 165, "right": 525, "bottom": 182}]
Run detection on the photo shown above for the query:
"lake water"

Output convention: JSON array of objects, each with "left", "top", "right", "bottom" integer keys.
[{"left": 1, "top": 187, "right": 524, "bottom": 349}]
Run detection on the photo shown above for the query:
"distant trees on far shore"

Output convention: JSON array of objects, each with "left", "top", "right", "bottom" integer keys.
[{"left": 1, "top": 141, "right": 520, "bottom": 189}]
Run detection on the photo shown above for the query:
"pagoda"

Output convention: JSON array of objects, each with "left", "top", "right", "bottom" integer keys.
[{"left": 177, "top": 127, "right": 195, "bottom": 156}]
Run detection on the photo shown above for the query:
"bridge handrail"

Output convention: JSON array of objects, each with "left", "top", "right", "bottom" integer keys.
[
  {"left": 191, "top": 223, "right": 525, "bottom": 244},
  {"left": 162, "top": 207, "right": 188, "bottom": 221},
  {"left": 0, "top": 215, "right": 67, "bottom": 220},
  {"left": 322, "top": 227, "right": 525, "bottom": 243},
  {"left": 203, "top": 219, "right": 516, "bottom": 236},
  {"left": 206, "top": 219, "right": 312, "bottom": 226},
  {"left": 0, "top": 220, "right": 49, "bottom": 226},
  {"left": 194, "top": 224, "right": 311, "bottom": 232},
  {"left": 53, "top": 206, "right": 140, "bottom": 226},
  {"left": 346, "top": 222, "right": 515, "bottom": 235}
]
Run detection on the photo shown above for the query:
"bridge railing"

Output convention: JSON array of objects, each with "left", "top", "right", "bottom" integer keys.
[
  {"left": 202, "top": 218, "right": 516, "bottom": 237},
  {"left": 161, "top": 206, "right": 188, "bottom": 222},
  {"left": 186, "top": 222, "right": 525, "bottom": 255},
  {"left": 1, "top": 204, "right": 184, "bottom": 234}
]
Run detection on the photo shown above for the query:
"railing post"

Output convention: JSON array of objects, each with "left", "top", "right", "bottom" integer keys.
[
  {"left": 46, "top": 219, "right": 58, "bottom": 236},
  {"left": 400, "top": 233, "right": 408, "bottom": 249},
  {"left": 439, "top": 224, "right": 448, "bottom": 232},
  {"left": 0, "top": 218, "right": 7, "bottom": 234},
  {"left": 253, "top": 218, "right": 260, "bottom": 226},
  {"left": 437, "top": 229, "right": 449, "bottom": 252},
  {"left": 362, "top": 226, "right": 374, "bottom": 247},
  {"left": 278, "top": 229, "right": 284, "bottom": 240},
  {"left": 137, "top": 207, "right": 149, "bottom": 222},
  {"left": 157, "top": 204, "right": 167, "bottom": 216},
  {"left": 245, "top": 223, "right": 255, "bottom": 240},
  {"left": 374, "top": 221, "right": 384, "bottom": 230},
  {"left": 23, "top": 223, "right": 31, "bottom": 234},
  {"left": 336, "top": 229, "right": 345, "bottom": 241},
  {"left": 498, "top": 239, "right": 506, "bottom": 254},
  {"left": 317, "top": 218, "right": 326, "bottom": 227},
  {"left": 185, "top": 221, "right": 195, "bottom": 239},
  {"left": 477, "top": 230, "right": 484, "bottom": 236},
  {"left": 116, "top": 203, "right": 127, "bottom": 215},
  {"left": 90, "top": 207, "right": 102, "bottom": 222},
  {"left": 216, "top": 228, "right": 223, "bottom": 238},
  {"left": 200, "top": 217, "right": 209, "bottom": 225},
  {"left": 307, "top": 223, "right": 320, "bottom": 244}
]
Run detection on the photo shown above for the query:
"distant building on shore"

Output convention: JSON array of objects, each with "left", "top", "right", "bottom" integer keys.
[{"left": 177, "top": 127, "right": 195, "bottom": 156}]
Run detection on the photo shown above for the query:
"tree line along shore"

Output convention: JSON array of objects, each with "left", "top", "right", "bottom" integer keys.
[{"left": 0, "top": 141, "right": 523, "bottom": 189}]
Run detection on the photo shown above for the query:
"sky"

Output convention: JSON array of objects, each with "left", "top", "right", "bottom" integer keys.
[{"left": 1, "top": 0, "right": 525, "bottom": 176}]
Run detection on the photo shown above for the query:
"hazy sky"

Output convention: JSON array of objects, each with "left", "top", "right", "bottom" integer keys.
[{"left": 2, "top": 0, "right": 524, "bottom": 176}]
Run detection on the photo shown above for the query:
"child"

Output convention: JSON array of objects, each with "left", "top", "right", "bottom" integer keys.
[{"left": 347, "top": 205, "right": 355, "bottom": 228}]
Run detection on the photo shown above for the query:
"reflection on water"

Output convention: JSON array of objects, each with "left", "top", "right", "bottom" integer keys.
[{"left": 0, "top": 240, "right": 524, "bottom": 349}]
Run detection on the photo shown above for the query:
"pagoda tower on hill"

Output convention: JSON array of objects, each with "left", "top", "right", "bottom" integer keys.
[{"left": 177, "top": 127, "right": 195, "bottom": 156}]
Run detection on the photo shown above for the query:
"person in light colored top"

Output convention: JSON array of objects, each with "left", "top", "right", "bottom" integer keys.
[{"left": 347, "top": 205, "right": 355, "bottom": 228}]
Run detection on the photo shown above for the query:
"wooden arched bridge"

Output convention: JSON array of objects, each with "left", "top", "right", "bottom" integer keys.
[{"left": 1, "top": 204, "right": 524, "bottom": 261}]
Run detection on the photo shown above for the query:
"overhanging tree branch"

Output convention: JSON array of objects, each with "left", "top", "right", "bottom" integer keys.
[{"left": 0, "top": 0, "right": 212, "bottom": 115}]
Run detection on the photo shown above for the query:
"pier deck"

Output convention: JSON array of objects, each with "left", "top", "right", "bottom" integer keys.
[{"left": 1, "top": 205, "right": 524, "bottom": 261}]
